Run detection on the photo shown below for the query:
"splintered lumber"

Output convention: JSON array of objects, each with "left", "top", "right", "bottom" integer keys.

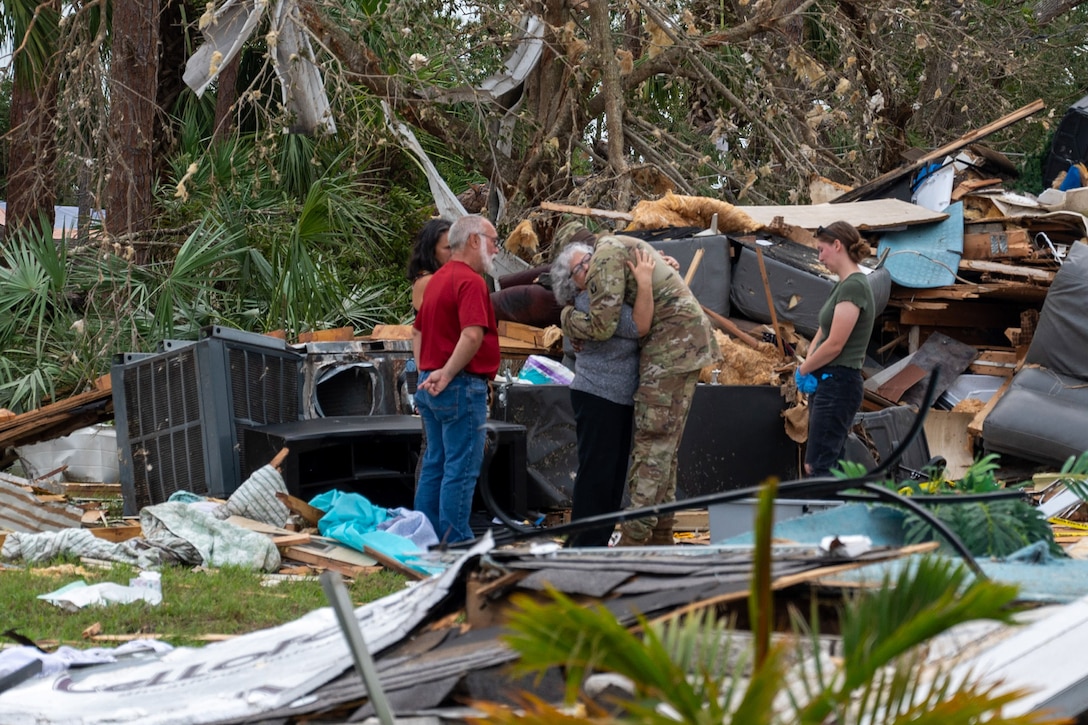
[
  {"left": 369, "top": 324, "right": 414, "bottom": 340},
  {"left": 833, "top": 99, "right": 1045, "bottom": 203},
  {"left": 0, "top": 378, "right": 113, "bottom": 453},
  {"left": 283, "top": 538, "right": 381, "bottom": 579},
  {"left": 754, "top": 245, "right": 787, "bottom": 359},
  {"left": 297, "top": 327, "right": 354, "bottom": 343},
  {"left": 363, "top": 545, "right": 428, "bottom": 580},
  {"left": 701, "top": 306, "right": 762, "bottom": 349},
  {"left": 497, "top": 321, "right": 555, "bottom": 349},
  {"left": 968, "top": 349, "right": 1019, "bottom": 378},
  {"left": 272, "top": 533, "right": 312, "bottom": 548},
  {"left": 540, "top": 200, "right": 634, "bottom": 221},
  {"left": 683, "top": 247, "right": 705, "bottom": 287},
  {"left": 275, "top": 491, "right": 324, "bottom": 527},
  {"left": 87, "top": 523, "right": 143, "bottom": 543},
  {"left": 958, "top": 259, "right": 1055, "bottom": 283},
  {"left": 765, "top": 216, "right": 819, "bottom": 249},
  {"left": 968, "top": 376, "right": 1013, "bottom": 438}
]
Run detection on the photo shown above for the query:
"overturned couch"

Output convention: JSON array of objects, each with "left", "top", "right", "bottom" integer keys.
[{"left": 983, "top": 241, "right": 1088, "bottom": 466}]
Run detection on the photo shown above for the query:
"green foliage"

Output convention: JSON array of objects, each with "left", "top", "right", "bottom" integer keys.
[
  {"left": 487, "top": 481, "right": 1057, "bottom": 725},
  {"left": 902, "top": 498, "right": 1060, "bottom": 559},
  {"left": 889, "top": 453, "right": 1061, "bottom": 558},
  {"left": 0, "top": 560, "right": 407, "bottom": 649}
]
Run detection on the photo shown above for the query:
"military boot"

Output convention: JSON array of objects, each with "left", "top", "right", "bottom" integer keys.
[
  {"left": 649, "top": 514, "right": 675, "bottom": 546},
  {"left": 615, "top": 524, "right": 650, "bottom": 547}
]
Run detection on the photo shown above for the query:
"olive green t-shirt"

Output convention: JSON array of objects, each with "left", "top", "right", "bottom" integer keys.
[{"left": 813, "top": 272, "right": 875, "bottom": 369}]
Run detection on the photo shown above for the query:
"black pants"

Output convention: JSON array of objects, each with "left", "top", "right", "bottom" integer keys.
[
  {"left": 805, "top": 366, "right": 864, "bottom": 477},
  {"left": 567, "top": 389, "right": 634, "bottom": 548}
]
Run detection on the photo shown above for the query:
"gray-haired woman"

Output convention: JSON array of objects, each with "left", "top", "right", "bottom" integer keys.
[{"left": 552, "top": 237, "right": 654, "bottom": 547}]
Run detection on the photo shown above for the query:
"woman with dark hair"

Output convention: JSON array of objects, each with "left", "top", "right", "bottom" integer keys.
[
  {"left": 795, "top": 220, "right": 876, "bottom": 477},
  {"left": 407, "top": 218, "right": 453, "bottom": 312}
]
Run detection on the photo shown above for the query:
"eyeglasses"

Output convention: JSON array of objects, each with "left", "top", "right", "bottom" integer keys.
[{"left": 572, "top": 254, "right": 592, "bottom": 275}]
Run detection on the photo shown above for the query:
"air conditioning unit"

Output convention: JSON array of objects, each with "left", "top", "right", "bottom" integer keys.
[
  {"left": 300, "top": 340, "right": 409, "bottom": 418},
  {"left": 112, "top": 326, "right": 304, "bottom": 515}
]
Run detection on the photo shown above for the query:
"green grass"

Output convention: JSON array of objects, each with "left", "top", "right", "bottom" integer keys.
[{"left": 0, "top": 559, "right": 408, "bottom": 649}]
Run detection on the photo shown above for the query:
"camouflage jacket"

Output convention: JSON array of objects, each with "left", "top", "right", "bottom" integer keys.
[{"left": 561, "top": 234, "right": 719, "bottom": 386}]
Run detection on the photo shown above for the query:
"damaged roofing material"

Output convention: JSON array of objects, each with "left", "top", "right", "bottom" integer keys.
[
  {"left": 0, "top": 537, "right": 493, "bottom": 725},
  {"left": 183, "top": 0, "right": 335, "bottom": 135}
]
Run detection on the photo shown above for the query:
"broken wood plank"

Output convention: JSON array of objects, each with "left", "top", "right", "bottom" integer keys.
[
  {"left": 297, "top": 326, "right": 354, "bottom": 343},
  {"left": 765, "top": 216, "right": 819, "bottom": 249},
  {"left": 539, "top": 200, "right": 634, "bottom": 221},
  {"left": 952, "top": 178, "right": 1003, "bottom": 201},
  {"left": 283, "top": 539, "right": 381, "bottom": 579},
  {"left": 272, "top": 533, "right": 312, "bottom": 548},
  {"left": 958, "top": 259, "right": 1055, "bottom": 283},
  {"left": 274, "top": 491, "right": 324, "bottom": 527},
  {"left": 701, "top": 305, "right": 763, "bottom": 349},
  {"left": 87, "top": 523, "right": 143, "bottom": 543},
  {"left": 968, "top": 376, "right": 1013, "bottom": 438},
  {"left": 497, "top": 320, "right": 554, "bottom": 348},
  {"left": 0, "top": 382, "right": 114, "bottom": 455},
  {"left": 967, "top": 349, "right": 1018, "bottom": 378},
  {"left": 833, "top": 99, "right": 1045, "bottom": 203},
  {"left": 363, "top": 545, "right": 428, "bottom": 581},
  {"left": 369, "top": 324, "right": 414, "bottom": 340}
]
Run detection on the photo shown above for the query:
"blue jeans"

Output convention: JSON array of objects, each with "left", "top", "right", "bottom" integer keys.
[
  {"left": 805, "top": 366, "right": 864, "bottom": 477},
  {"left": 414, "top": 372, "right": 489, "bottom": 544}
]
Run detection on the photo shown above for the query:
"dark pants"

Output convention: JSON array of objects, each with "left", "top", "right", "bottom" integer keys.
[
  {"left": 805, "top": 366, "right": 864, "bottom": 477},
  {"left": 567, "top": 389, "right": 634, "bottom": 548}
]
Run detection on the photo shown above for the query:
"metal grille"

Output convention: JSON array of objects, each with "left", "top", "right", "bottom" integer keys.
[
  {"left": 122, "top": 348, "right": 207, "bottom": 509},
  {"left": 229, "top": 344, "right": 300, "bottom": 473}
]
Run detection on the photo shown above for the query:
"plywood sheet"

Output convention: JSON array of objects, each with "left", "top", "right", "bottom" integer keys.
[{"left": 737, "top": 198, "right": 947, "bottom": 231}]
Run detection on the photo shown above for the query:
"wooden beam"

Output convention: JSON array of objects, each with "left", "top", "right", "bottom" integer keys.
[
  {"left": 833, "top": 100, "right": 1045, "bottom": 203},
  {"left": 540, "top": 200, "right": 634, "bottom": 221},
  {"left": 958, "top": 259, "right": 1055, "bottom": 283}
]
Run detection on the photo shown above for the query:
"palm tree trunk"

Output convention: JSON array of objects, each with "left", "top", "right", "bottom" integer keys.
[{"left": 106, "top": 0, "right": 160, "bottom": 259}]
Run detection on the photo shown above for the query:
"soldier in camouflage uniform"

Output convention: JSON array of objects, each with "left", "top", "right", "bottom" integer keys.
[{"left": 558, "top": 224, "right": 719, "bottom": 545}]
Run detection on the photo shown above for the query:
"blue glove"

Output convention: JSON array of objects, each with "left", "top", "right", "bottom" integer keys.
[{"left": 794, "top": 368, "right": 818, "bottom": 395}]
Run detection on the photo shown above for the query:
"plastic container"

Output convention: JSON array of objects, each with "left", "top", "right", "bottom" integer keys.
[{"left": 516, "top": 355, "right": 574, "bottom": 385}]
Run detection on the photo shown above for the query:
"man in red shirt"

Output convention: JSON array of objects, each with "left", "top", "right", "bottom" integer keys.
[{"left": 412, "top": 215, "right": 501, "bottom": 544}]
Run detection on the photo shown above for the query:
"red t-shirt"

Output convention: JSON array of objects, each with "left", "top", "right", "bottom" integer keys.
[{"left": 413, "top": 260, "right": 500, "bottom": 377}]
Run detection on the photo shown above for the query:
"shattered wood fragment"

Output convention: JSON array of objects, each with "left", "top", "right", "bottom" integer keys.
[
  {"left": 0, "top": 379, "right": 114, "bottom": 459},
  {"left": 967, "top": 349, "right": 1019, "bottom": 378},
  {"left": 363, "top": 545, "right": 428, "bottom": 581},
  {"left": 952, "top": 178, "right": 1003, "bottom": 201},
  {"left": 968, "top": 376, "right": 1014, "bottom": 439},
  {"left": 87, "top": 523, "right": 142, "bottom": 543},
  {"left": 539, "top": 200, "right": 634, "bottom": 221},
  {"left": 274, "top": 491, "right": 324, "bottom": 527},
  {"left": 273, "top": 533, "right": 312, "bottom": 548},
  {"left": 368, "top": 324, "right": 414, "bottom": 340},
  {"left": 833, "top": 99, "right": 1045, "bottom": 203},
  {"left": 958, "top": 259, "right": 1055, "bottom": 283},
  {"left": 297, "top": 327, "right": 354, "bottom": 343},
  {"left": 765, "top": 215, "right": 819, "bottom": 249}
]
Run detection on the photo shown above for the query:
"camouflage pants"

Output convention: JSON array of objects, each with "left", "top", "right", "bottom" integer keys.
[{"left": 621, "top": 370, "right": 700, "bottom": 541}]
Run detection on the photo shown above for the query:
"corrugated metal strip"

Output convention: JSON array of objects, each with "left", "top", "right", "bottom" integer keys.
[{"left": 0, "top": 480, "right": 84, "bottom": 533}]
